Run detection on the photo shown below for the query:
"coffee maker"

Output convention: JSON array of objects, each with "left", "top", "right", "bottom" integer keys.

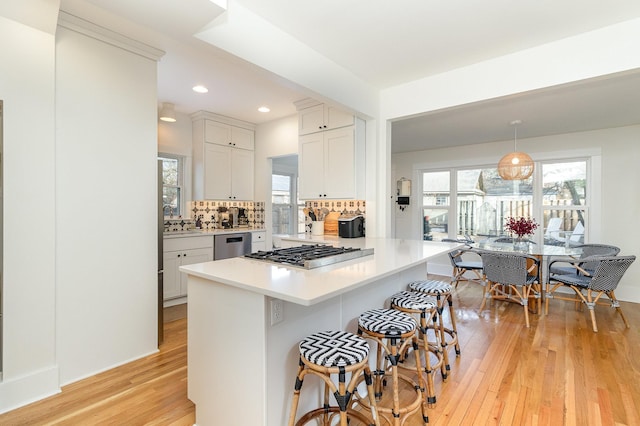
[{"left": 238, "top": 208, "right": 248, "bottom": 227}]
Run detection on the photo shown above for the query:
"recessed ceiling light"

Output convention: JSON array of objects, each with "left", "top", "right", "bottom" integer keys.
[
  {"left": 258, "top": 106, "right": 270, "bottom": 113},
  {"left": 192, "top": 85, "right": 208, "bottom": 93}
]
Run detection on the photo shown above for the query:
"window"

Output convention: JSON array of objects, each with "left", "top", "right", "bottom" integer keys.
[
  {"left": 421, "top": 157, "right": 591, "bottom": 244},
  {"left": 422, "top": 171, "right": 450, "bottom": 240},
  {"left": 272, "top": 173, "right": 305, "bottom": 234},
  {"left": 541, "top": 160, "right": 587, "bottom": 244},
  {"left": 456, "top": 167, "right": 533, "bottom": 238},
  {"left": 159, "top": 154, "right": 183, "bottom": 218}
]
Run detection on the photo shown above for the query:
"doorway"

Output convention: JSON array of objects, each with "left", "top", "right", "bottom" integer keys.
[{"left": 271, "top": 155, "right": 304, "bottom": 236}]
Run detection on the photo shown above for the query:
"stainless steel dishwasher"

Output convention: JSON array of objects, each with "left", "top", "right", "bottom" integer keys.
[{"left": 214, "top": 232, "right": 252, "bottom": 260}]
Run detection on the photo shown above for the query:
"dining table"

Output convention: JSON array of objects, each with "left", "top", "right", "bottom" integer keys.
[{"left": 470, "top": 238, "right": 583, "bottom": 285}]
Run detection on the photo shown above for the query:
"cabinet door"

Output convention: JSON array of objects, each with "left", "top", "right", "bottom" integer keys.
[
  {"left": 324, "top": 127, "right": 356, "bottom": 199},
  {"left": 298, "top": 104, "right": 325, "bottom": 135},
  {"left": 205, "top": 120, "right": 231, "bottom": 146},
  {"left": 163, "top": 251, "right": 183, "bottom": 300},
  {"left": 326, "top": 105, "right": 354, "bottom": 130},
  {"left": 230, "top": 148, "right": 254, "bottom": 200},
  {"left": 231, "top": 126, "right": 254, "bottom": 150},
  {"left": 179, "top": 247, "right": 214, "bottom": 296},
  {"left": 251, "top": 231, "right": 266, "bottom": 253},
  {"left": 299, "top": 132, "right": 326, "bottom": 199},
  {"left": 204, "top": 144, "right": 232, "bottom": 200}
]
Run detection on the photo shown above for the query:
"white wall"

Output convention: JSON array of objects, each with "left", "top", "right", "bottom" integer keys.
[
  {"left": 392, "top": 125, "right": 640, "bottom": 303},
  {"left": 55, "top": 24, "right": 160, "bottom": 384},
  {"left": 380, "top": 18, "right": 640, "bottom": 240},
  {"left": 0, "top": 13, "right": 59, "bottom": 412},
  {"left": 157, "top": 111, "right": 192, "bottom": 157}
]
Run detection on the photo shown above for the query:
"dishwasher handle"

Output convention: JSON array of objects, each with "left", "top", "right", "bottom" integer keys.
[{"left": 226, "top": 236, "right": 244, "bottom": 243}]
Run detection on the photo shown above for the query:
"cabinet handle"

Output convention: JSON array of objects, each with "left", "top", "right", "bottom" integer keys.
[
  {"left": 178, "top": 254, "right": 181, "bottom": 258},
  {"left": 183, "top": 253, "right": 187, "bottom": 257}
]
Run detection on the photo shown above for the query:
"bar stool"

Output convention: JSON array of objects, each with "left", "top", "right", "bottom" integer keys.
[
  {"left": 288, "top": 330, "right": 380, "bottom": 426},
  {"left": 408, "top": 280, "right": 460, "bottom": 377},
  {"left": 390, "top": 290, "right": 445, "bottom": 406},
  {"left": 356, "top": 308, "right": 429, "bottom": 426}
]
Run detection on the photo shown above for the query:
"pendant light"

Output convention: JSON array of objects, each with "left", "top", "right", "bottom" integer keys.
[
  {"left": 497, "top": 120, "right": 533, "bottom": 180},
  {"left": 159, "top": 102, "right": 177, "bottom": 122}
]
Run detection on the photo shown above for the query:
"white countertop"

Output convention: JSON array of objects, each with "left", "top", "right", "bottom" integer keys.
[
  {"left": 163, "top": 228, "right": 265, "bottom": 239},
  {"left": 273, "top": 233, "right": 367, "bottom": 247},
  {"left": 180, "top": 238, "right": 461, "bottom": 306}
]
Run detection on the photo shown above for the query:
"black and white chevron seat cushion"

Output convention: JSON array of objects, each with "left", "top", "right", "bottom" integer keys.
[
  {"left": 408, "top": 279, "right": 453, "bottom": 295},
  {"left": 391, "top": 290, "right": 438, "bottom": 311},
  {"left": 358, "top": 308, "right": 416, "bottom": 337},
  {"left": 299, "top": 331, "right": 369, "bottom": 367}
]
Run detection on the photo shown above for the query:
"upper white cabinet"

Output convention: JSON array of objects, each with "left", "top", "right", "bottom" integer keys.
[
  {"left": 297, "top": 101, "right": 355, "bottom": 135},
  {"left": 298, "top": 119, "right": 366, "bottom": 200},
  {"left": 205, "top": 120, "right": 254, "bottom": 150},
  {"left": 192, "top": 112, "right": 255, "bottom": 201}
]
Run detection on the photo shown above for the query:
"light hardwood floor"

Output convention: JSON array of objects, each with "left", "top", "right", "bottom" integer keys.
[{"left": 1, "top": 281, "right": 639, "bottom": 425}]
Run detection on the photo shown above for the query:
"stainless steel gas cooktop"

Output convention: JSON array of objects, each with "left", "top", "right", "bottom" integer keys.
[{"left": 245, "top": 244, "right": 374, "bottom": 269}]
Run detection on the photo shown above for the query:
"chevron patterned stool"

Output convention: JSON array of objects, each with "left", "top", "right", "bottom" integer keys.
[
  {"left": 408, "top": 280, "right": 461, "bottom": 377},
  {"left": 287, "top": 330, "right": 380, "bottom": 426},
  {"left": 356, "top": 308, "right": 429, "bottom": 426},
  {"left": 390, "top": 290, "right": 445, "bottom": 406}
]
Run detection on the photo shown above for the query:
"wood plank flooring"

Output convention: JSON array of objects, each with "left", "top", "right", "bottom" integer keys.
[{"left": 1, "top": 281, "right": 638, "bottom": 425}]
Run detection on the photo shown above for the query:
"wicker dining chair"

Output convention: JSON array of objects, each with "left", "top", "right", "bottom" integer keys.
[
  {"left": 548, "top": 243, "right": 620, "bottom": 276},
  {"left": 546, "top": 255, "right": 635, "bottom": 332},
  {"left": 445, "top": 247, "right": 484, "bottom": 289},
  {"left": 477, "top": 251, "right": 541, "bottom": 328}
]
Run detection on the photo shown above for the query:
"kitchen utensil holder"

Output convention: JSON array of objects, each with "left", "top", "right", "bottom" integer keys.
[{"left": 311, "top": 221, "right": 324, "bottom": 236}]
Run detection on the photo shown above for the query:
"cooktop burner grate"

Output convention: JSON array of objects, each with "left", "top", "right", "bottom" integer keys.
[{"left": 245, "top": 244, "right": 374, "bottom": 269}]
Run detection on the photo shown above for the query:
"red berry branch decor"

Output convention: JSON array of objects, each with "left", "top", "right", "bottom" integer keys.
[{"left": 505, "top": 217, "right": 539, "bottom": 238}]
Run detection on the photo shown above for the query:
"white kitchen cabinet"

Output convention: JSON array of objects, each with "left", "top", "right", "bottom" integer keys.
[
  {"left": 163, "top": 236, "right": 213, "bottom": 304},
  {"left": 203, "top": 144, "right": 254, "bottom": 200},
  {"left": 192, "top": 112, "right": 255, "bottom": 200},
  {"left": 298, "top": 119, "right": 365, "bottom": 200},
  {"left": 205, "top": 120, "right": 254, "bottom": 150},
  {"left": 297, "top": 102, "right": 354, "bottom": 135},
  {"left": 251, "top": 231, "right": 267, "bottom": 252}
]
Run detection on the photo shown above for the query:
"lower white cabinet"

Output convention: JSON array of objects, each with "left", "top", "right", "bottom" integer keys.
[
  {"left": 251, "top": 231, "right": 267, "bottom": 252},
  {"left": 163, "top": 236, "right": 213, "bottom": 302}
]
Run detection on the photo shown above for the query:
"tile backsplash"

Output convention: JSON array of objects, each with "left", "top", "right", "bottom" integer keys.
[
  {"left": 163, "top": 200, "right": 265, "bottom": 232},
  {"left": 305, "top": 199, "right": 366, "bottom": 216},
  {"left": 193, "top": 200, "right": 265, "bottom": 230},
  {"left": 164, "top": 200, "right": 363, "bottom": 232}
]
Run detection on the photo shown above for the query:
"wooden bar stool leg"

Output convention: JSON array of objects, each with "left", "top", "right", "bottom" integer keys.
[
  {"left": 357, "top": 308, "right": 429, "bottom": 426},
  {"left": 288, "top": 331, "right": 380, "bottom": 426}
]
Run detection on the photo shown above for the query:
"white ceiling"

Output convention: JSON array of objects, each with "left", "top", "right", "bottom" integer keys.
[{"left": 59, "top": 0, "right": 640, "bottom": 152}]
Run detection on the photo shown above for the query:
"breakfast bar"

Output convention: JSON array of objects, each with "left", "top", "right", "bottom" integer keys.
[{"left": 180, "top": 238, "right": 460, "bottom": 426}]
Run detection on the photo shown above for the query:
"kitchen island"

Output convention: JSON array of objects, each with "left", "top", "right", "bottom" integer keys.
[{"left": 180, "top": 237, "right": 461, "bottom": 426}]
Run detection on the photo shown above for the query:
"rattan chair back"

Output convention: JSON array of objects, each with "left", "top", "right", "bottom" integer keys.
[
  {"left": 479, "top": 251, "right": 538, "bottom": 286},
  {"left": 577, "top": 244, "right": 621, "bottom": 272},
  {"left": 585, "top": 255, "right": 635, "bottom": 292}
]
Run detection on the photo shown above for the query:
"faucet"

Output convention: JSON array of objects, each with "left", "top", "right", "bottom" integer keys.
[{"left": 163, "top": 204, "right": 174, "bottom": 218}]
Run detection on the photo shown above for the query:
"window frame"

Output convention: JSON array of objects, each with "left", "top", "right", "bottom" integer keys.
[
  {"left": 271, "top": 171, "right": 304, "bottom": 235},
  {"left": 415, "top": 150, "right": 601, "bottom": 245},
  {"left": 158, "top": 153, "right": 185, "bottom": 219}
]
